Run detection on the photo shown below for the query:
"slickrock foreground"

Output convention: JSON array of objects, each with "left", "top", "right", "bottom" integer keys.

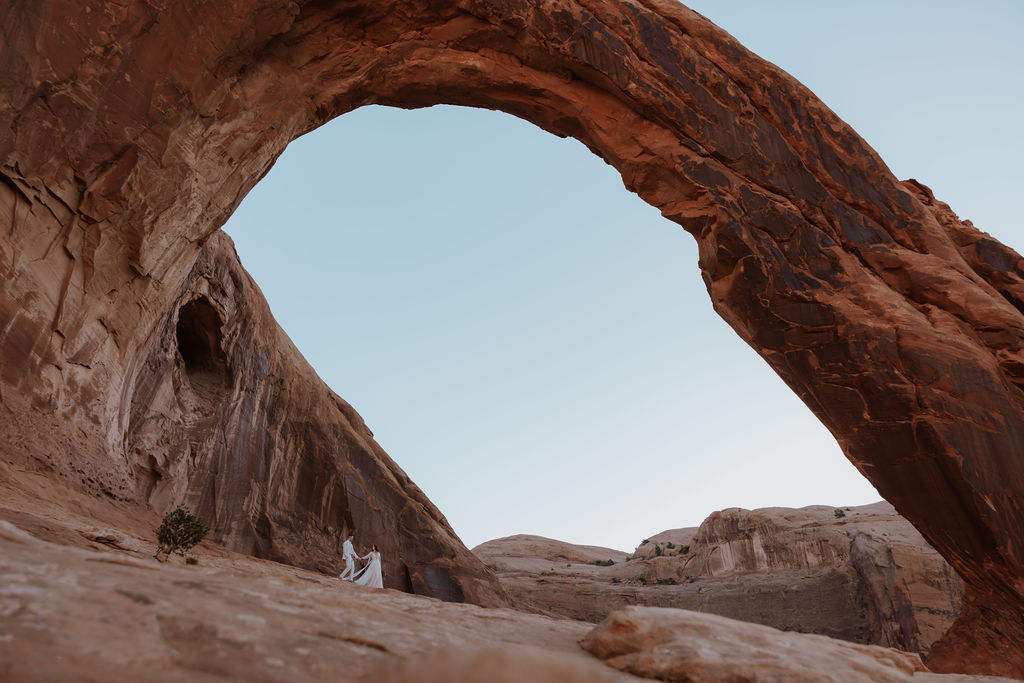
[
  {"left": 0, "top": 466, "right": 602, "bottom": 681},
  {"left": 476, "top": 502, "right": 963, "bottom": 657},
  {"left": 0, "top": 528, "right": 603, "bottom": 682},
  {"left": 582, "top": 606, "right": 958, "bottom": 683},
  {"left": 0, "top": 479, "right": 1016, "bottom": 682},
  {"left": 3, "top": 0, "right": 1024, "bottom": 675}
]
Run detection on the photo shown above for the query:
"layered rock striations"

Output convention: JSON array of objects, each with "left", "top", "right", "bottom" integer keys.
[
  {"left": 476, "top": 503, "right": 963, "bottom": 657},
  {"left": 1, "top": 0, "right": 1023, "bottom": 673}
]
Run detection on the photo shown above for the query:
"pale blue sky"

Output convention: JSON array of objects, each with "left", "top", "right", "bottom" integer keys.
[{"left": 223, "top": 1, "right": 1022, "bottom": 552}]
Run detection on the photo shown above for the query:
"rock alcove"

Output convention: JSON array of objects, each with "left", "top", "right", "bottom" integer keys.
[
  {"left": 175, "top": 297, "right": 231, "bottom": 395},
  {"left": 1, "top": 0, "right": 1023, "bottom": 676}
]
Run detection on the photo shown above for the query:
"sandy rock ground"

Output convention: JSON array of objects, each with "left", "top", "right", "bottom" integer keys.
[
  {"left": 0, "top": 463, "right": 622, "bottom": 681},
  {"left": 0, "top": 462, "right": 604, "bottom": 680},
  {"left": 0, "top": 511, "right": 607, "bottom": 681},
  {"left": 1, "top": 522, "right": 1015, "bottom": 683},
  {"left": 0, "top": 464, "right": 1018, "bottom": 682}
]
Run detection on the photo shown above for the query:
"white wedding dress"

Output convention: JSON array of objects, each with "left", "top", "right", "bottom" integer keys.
[{"left": 353, "top": 551, "right": 383, "bottom": 589}]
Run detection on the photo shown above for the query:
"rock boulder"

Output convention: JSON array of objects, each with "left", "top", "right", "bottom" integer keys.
[{"left": 581, "top": 605, "right": 925, "bottom": 683}]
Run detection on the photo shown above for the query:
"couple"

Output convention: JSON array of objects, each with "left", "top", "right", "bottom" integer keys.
[{"left": 338, "top": 532, "right": 383, "bottom": 589}]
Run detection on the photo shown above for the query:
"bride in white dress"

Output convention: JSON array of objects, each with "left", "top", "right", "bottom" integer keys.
[{"left": 353, "top": 545, "right": 384, "bottom": 589}]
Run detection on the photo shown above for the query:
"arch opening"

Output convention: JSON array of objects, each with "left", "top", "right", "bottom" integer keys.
[
  {"left": 202, "top": 3, "right": 1024, "bottom": 670},
  {"left": 225, "top": 101, "right": 985, "bottom": 651},
  {"left": 223, "top": 102, "right": 882, "bottom": 553}
]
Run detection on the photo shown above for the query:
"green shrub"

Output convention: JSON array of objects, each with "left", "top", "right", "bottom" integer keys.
[
  {"left": 834, "top": 509, "right": 846, "bottom": 519},
  {"left": 654, "top": 545, "right": 664, "bottom": 556},
  {"left": 666, "top": 542, "right": 675, "bottom": 549},
  {"left": 156, "top": 505, "right": 209, "bottom": 556},
  {"left": 590, "top": 559, "right": 615, "bottom": 566}
]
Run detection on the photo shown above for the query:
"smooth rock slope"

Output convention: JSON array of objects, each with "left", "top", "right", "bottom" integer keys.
[{"left": 0, "top": 476, "right": 1014, "bottom": 683}]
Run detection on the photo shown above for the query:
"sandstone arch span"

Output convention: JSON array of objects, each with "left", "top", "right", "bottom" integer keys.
[{"left": 1, "top": 0, "right": 1023, "bottom": 674}]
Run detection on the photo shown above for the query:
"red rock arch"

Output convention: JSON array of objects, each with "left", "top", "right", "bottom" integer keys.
[{"left": 2, "top": 0, "right": 1023, "bottom": 674}]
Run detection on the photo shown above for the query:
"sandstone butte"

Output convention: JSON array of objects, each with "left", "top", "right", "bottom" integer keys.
[
  {"left": 1, "top": 0, "right": 1024, "bottom": 677},
  {"left": 474, "top": 502, "right": 964, "bottom": 658}
]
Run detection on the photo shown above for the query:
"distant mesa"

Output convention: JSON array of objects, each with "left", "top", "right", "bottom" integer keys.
[{"left": 474, "top": 502, "right": 962, "bottom": 658}]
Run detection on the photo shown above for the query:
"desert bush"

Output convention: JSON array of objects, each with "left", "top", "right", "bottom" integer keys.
[
  {"left": 834, "top": 509, "right": 846, "bottom": 519},
  {"left": 590, "top": 559, "right": 615, "bottom": 566},
  {"left": 156, "top": 505, "right": 209, "bottom": 556}
]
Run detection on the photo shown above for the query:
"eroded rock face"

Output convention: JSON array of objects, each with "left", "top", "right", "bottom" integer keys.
[
  {"left": 476, "top": 503, "right": 963, "bottom": 656},
  {"left": 581, "top": 605, "right": 926, "bottom": 683},
  {"left": 2, "top": 0, "right": 1024, "bottom": 673},
  {"left": 123, "top": 231, "right": 508, "bottom": 604}
]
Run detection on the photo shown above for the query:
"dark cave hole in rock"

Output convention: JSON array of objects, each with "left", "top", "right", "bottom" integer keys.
[{"left": 175, "top": 297, "right": 231, "bottom": 393}]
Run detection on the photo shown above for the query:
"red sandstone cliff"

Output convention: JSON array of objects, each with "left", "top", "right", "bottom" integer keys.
[
  {"left": 1, "top": 216, "right": 508, "bottom": 604},
  {"left": 2, "top": 0, "right": 1024, "bottom": 674}
]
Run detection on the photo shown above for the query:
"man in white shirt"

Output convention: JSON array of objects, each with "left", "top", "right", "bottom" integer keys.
[{"left": 338, "top": 532, "right": 358, "bottom": 581}]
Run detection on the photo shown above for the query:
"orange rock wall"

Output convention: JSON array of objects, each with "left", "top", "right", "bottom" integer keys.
[{"left": 2, "top": 1, "right": 1023, "bottom": 673}]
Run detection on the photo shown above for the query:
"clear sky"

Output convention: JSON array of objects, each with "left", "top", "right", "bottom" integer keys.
[{"left": 223, "top": 1, "right": 1023, "bottom": 552}]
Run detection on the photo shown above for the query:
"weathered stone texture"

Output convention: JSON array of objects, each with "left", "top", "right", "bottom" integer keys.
[
  {"left": 2, "top": 0, "right": 1024, "bottom": 673},
  {"left": 0, "top": 500, "right": 1008, "bottom": 683},
  {"left": 122, "top": 231, "right": 507, "bottom": 603},
  {"left": 476, "top": 503, "right": 963, "bottom": 656},
  {"left": 581, "top": 605, "right": 926, "bottom": 682}
]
